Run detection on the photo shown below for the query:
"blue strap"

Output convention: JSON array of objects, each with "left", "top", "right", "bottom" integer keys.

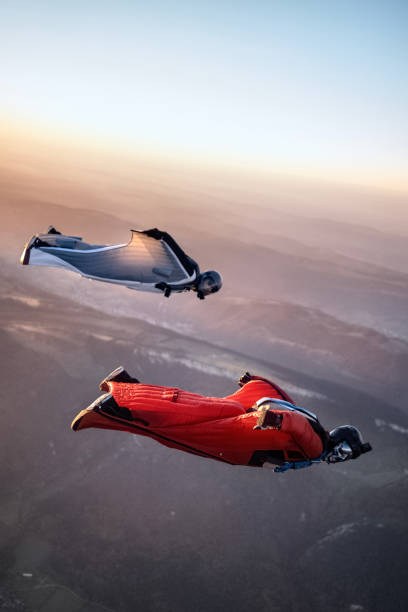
[{"left": 274, "top": 452, "right": 326, "bottom": 473}]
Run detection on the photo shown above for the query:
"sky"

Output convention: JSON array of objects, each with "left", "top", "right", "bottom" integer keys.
[{"left": 1, "top": 0, "right": 407, "bottom": 189}]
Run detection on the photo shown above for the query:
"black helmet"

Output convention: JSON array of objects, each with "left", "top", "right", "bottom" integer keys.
[
  {"left": 326, "top": 425, "right": 372, "bottom": 463},
  {"left": 196, "top": 271, "right": 222, "bottom": 299}
]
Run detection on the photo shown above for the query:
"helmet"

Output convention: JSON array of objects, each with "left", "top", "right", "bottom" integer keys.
[
  {"left": 196, "top": 271, "right": 222, "bottom": 298},
  {"left": 325, "top": 425, "right": 372, "bottom": 463}
]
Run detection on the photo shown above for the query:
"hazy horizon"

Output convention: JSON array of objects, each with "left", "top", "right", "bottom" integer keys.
[{"left": 2, "top": 121, "right": 408, "bottom": 239}]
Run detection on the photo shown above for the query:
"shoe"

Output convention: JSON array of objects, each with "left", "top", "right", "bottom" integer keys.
[{"left": 99, "top": 366, "right": 140, "bottom": 391}]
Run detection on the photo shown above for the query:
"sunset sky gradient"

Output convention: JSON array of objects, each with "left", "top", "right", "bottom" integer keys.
[{"left": 1, "top": 1, "right": 407, "bottom": 189}]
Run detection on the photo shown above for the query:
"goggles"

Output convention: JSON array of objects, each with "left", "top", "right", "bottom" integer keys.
[{"left": 325, "top": 441, "right": 353, "bottom": 463}]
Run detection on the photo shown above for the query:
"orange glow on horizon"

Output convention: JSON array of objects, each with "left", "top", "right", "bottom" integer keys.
[{"left": 2, "top": 113, "right": 408, "bottom": 197}]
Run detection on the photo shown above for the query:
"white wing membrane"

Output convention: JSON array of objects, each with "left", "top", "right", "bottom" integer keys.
[{"left": 21, "top": 229, "right": 199, "bottom": 292}]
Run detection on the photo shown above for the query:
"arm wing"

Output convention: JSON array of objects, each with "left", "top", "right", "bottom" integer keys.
[
  {"left": 131, "top": 228, "right": 199, "bottom": 286},
  {"left": 225, "top": 374, "right": 295, "bottom": 411}
]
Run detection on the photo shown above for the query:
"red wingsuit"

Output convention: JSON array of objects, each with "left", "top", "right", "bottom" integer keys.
[{"left": 72, "top": 374, "right": 326, "bottom": 467}]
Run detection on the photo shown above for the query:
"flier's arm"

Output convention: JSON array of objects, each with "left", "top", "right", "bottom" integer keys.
[{"left": 225, "top": 373, "right": 295, "bottom": 411}]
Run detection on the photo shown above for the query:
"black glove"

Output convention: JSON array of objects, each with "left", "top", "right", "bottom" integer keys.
[{"left": 238, "top": 372, "right": 253, "bottom": 387}]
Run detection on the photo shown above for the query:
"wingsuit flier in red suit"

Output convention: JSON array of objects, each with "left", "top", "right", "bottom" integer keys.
[{"left": 71, "top": 368, "right": 372, "bottom": 471}]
